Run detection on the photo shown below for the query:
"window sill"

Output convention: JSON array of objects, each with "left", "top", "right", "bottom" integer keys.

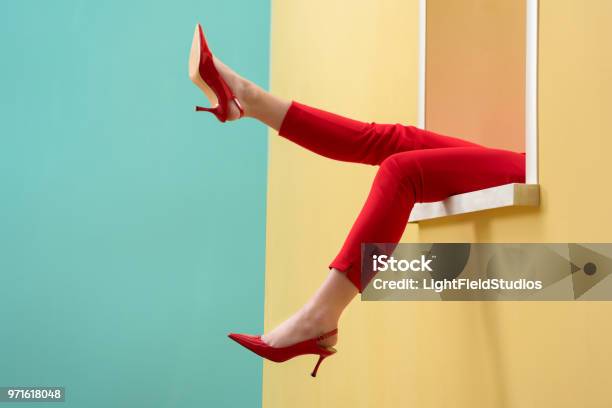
[{"left": 407, "top": 183, "right": 540, "bottom": 223}]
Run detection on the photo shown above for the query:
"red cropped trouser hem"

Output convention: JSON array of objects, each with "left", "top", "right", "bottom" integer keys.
[{"left": 278, "top": 101, "right": 526, "bottom": 292}]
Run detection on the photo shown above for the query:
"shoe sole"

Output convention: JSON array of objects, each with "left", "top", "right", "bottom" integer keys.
[{"left": 189, "top": 24, "right": 219, "bottom": 108}]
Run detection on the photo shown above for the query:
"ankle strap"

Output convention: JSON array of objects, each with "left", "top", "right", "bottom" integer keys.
[
  {"left": 316, "top": 328, "right": 338, "bottom": 342},
  {"left": 232, "top": 96, "right": 245, "bottom": 118}
]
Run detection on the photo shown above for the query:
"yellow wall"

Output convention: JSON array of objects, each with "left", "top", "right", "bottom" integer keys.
[{"left": 264, "top": 0, "right": 612, "bottom": 407}]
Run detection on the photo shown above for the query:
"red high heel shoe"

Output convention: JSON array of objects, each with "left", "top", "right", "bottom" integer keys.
[
  {"left": 228, "top": 328, "right": 338, "bottom": 377},
  {"left": 189, "top": 23, "right": 244, "bottom": 122}
]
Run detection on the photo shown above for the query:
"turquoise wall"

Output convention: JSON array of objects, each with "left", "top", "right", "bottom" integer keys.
[{"left": 0, "top": 1, "right": 269, "bottom": 406}]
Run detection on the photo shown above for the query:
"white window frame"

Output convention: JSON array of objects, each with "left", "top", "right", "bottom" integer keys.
[{"left": 410, "top": 0, "right": 539, "bottom": 223}]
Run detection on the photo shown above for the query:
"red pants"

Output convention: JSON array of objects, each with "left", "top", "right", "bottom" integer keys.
[{"left": 278, "top": 101, "right": 526, "bottom": 292}]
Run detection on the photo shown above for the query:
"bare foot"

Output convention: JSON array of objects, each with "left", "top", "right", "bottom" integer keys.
[
  {"left": 188, "top": 25, "right": 259, "bottom": 121},
  {"left": 261, "top": 306, "right": 338, "bottom": 348}
]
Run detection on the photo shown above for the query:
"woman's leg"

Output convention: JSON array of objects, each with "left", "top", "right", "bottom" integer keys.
[
  {"left": 331, "top": 147, "right": 526, "bottom": 291},
  {"left": 272, "top": 101, "right": 485, "bottom": 165},
  {"left": 211, "top": 58, "right": 484, "bottom": 163},
  {"left": 262, "top": 146, "right": 526, "bottom": 347}
]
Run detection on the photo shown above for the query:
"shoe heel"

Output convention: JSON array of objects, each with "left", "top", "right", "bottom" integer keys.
[
  {"left": 195, "top": 105, "right": 224, "bottom": 122},
  {"left": 195, "top": 105, "right": 215, "bottom": 112},
  {"left": 311, "top": 354, "right": 331, "bottom": 378}
]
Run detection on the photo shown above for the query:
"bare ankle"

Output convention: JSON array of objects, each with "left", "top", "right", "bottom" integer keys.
[
  {"left": 300, "top": 305, "right": 339, "bottom": 332},
  {"left": 238, "top": 80, "right": 262, "bottom": 117}
]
